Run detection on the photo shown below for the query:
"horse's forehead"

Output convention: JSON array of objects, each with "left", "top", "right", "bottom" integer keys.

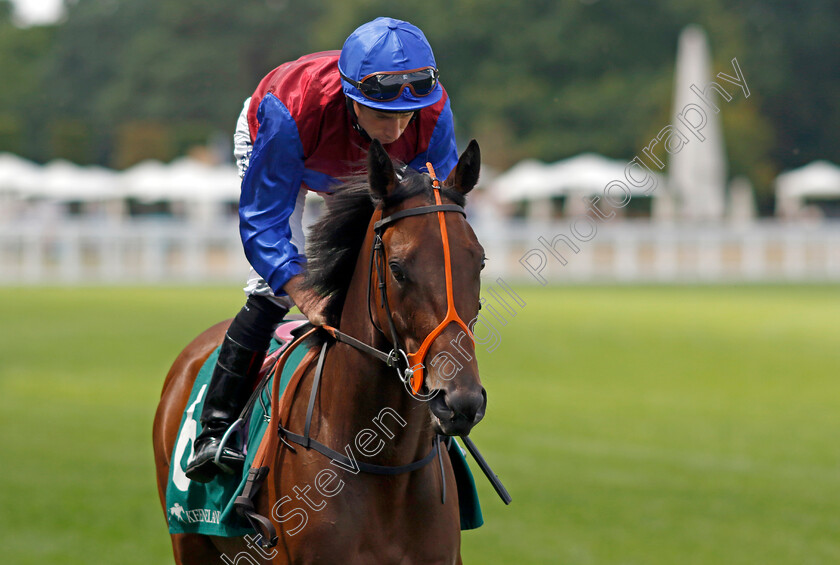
[
  {"left": 387, "top": 188, "right": 462, "bottom": 213},
  {"left": 384, "top": 194, "right": 478, "bottom": 254},
  {"left": 392, "top": 188, "right": 432, "bottom": 209}
]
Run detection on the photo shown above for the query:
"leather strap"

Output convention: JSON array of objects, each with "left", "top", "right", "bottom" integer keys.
[
  {"left": 302, "top": 342, "right": 328, "bottom": 447},
  {"left": 324, "top": 325, "right": 395, "bottom": 366},
  {"left": 250, "top": 328, "right": 319, "bottom": 471},
  {"left": 278, "top": 425, "right": 442, "bottom": 475},
  {"left": 374, "top": 204, "right": 465, "bottom": 231}
]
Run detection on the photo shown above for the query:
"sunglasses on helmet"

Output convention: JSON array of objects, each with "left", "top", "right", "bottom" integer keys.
[{"left": 340, "top": 67, "right": 439, "bottom": 102}]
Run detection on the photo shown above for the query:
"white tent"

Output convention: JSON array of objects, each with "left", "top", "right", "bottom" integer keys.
[
  {"left": 122, "top": 157, "right": 239, "bottom": 202},
  {"left": 488, "top": 159, "right": 551, "bottom": 203},
  {"left": 41, "top": 160, "right": 118, "bottom": 200},
  {"left": 120, "top": 159, "right": 171, "bottom": 201},
  {"left": 166, "top": 158, "right": 239, "bottom": 202},
  {"left": 776, "top": 160, "right": 840, "bottom": 200},
  {"left": 545, "top": 153, "right": 642, "bottom": 194},
  {"left": 0, "top": 152, "right": 42, "bottom": 196},
  {"left": 0, "top": 154, "right": 121, "bottom": 201},
  {"left": 489, "top": 153, "right": 659, "bottom": 204},
  {"left": 775, "top": 160, "right": 840, "bottom": 218}
]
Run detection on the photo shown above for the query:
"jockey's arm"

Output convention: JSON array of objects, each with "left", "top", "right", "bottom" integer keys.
[{"left": 239, "top": 94, "right": 309, "bottom": 298}]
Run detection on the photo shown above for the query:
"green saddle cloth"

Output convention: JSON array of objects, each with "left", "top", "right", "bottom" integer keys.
[{"left": 165, "top": 338, "right": 483, "bottom": 537}]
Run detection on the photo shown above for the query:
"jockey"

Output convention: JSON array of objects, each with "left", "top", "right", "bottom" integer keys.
[{"left": 186, "top": 17, "right": 458, "bottom": 483}]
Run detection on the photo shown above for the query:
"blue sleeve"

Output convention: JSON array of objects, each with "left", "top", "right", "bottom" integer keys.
[
  {"left": 408, "top": 96, "right": 458, "bottom": 179},
  {"left": 239, "top": 93, "right": 306, "bottom": 295}
]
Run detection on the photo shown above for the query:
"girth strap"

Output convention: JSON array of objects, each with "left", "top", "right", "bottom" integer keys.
[{"left": 278, "top": 425, "right": 441, "bottom": 475}]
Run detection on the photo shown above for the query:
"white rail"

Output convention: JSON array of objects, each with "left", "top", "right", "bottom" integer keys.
[{"left": 1, "top": 219, "right": 839, "bottom": 285}]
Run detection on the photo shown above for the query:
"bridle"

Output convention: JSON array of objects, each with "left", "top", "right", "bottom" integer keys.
[
  {"left": 233, "top": 165, "right": 506, "bottom": 549},
  {"left": 323, "top": 163, "right": 475, "bottom": 395}
]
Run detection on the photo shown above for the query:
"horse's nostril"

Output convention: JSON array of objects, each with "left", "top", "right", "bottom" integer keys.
[
  {"left": 476, "top": 387, "right": 488, "bottom": 420},
  {"left": 429, "top": 392, "right": 452, "bottom": 419},
  {"left": 445, "top": 388, "right": 485, "bottom": 423}
]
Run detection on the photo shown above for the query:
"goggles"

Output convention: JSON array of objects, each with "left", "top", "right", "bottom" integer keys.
[{"left": 340, "top": 67, "right": 439, "bottom": 102}]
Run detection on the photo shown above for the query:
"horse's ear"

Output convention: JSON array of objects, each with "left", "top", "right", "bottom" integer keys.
[
  {"left": 368, "top": 139, "right": 396, "bottom": 197},
  {"left": 444, "top": 139, "right": 481, "bottom": 195}
]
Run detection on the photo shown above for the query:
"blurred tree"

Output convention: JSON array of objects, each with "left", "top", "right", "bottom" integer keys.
[
  {"left": 731, "top": 0, "right": 840, "bottom": 172},
  {"left": 313, "top": 0, "right": 777, "bottom": 192},
  {"left": 115, "top": 121, "right": 175, "bottom": 168},
  {"left": 50, "top": 119, "right": 94, "bottom": 163},
  {"left": 0, "top": 115, "right": 22, "bottom": 154},
  {"left": 47, "top": 0, "right": 325, "bottom": 167},
  {"left": 173, "top": 121, "right": 217, "bottom": 161},
  {"left": 0, "top": 0, "right": 55, "bottom": 160},
  {"left": 0, "top": 0, "right": 835, "bottom": 200}
]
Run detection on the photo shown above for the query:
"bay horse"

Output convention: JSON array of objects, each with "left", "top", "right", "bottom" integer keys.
[{"left": 154, "top": 139, "right": 487, "bottom": 564}]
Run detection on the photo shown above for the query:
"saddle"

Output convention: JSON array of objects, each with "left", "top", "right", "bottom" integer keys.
[{"left": 258, "top": 318, "right": 309, "bottom": 377}]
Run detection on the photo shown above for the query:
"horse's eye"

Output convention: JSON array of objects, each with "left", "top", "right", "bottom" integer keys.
[
  {"left": 480, "top": 255, "right": 487, "bottom": 271},
  {"left": 389, "top": 262, "right": 406, "bottom": 282}
]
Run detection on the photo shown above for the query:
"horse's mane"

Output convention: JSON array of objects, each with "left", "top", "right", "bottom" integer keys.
[{"left": 304, "top": 163, "right": 466, "bottom": 325}]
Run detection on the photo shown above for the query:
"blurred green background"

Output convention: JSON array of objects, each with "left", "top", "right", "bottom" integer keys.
[
  {"left": 2, "top": 1, "right": 839, "bottom": 563},
  {"left": 0, "top": 285, "right": 838, "bottom": 564},
  {"left": 1, "top": 0, "right": 839, "bottom": 206}
]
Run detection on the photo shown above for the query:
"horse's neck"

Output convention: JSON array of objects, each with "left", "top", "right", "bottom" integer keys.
[{"left": 317, "top": 225, "right": 435, "bottom": 463}]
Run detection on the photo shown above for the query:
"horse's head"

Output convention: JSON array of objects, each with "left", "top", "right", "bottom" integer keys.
[{"left": 366, "top": 139, "right": 486, "bottom": 436}]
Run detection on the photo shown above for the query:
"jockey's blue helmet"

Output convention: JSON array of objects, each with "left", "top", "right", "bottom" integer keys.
[{"left": 338, "top": 17, "right": 443, "bottom": 112}]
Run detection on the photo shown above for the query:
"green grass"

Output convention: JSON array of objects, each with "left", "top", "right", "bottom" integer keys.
[{"left": 0, "top": 285, "right": 838, "bottom": 564}]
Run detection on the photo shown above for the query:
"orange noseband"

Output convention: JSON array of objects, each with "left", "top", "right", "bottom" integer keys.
[{"left": 402, "top": 163, "right": 474, "bottom": 392}]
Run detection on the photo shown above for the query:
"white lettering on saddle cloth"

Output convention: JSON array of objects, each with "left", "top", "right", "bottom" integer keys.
[{"left": 169, "top": 503, "right": 221, "bottom": 525}]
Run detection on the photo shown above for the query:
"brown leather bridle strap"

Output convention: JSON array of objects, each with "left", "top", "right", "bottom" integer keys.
[{"left": 374, "top": 204, "right": 465, "bottom": 230}]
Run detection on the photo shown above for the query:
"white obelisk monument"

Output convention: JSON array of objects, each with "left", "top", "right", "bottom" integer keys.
[{"left": 669, "top": 25, "right": 727, "bottom": 221}]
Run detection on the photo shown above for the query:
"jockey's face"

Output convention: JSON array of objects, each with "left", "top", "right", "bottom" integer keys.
[{"left": 353, "top": 102, "right": 414, "bottom": 145}]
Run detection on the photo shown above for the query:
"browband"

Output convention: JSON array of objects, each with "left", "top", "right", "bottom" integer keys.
[{"left": 374, "top": 204, "right": 465, "bottom": 231}]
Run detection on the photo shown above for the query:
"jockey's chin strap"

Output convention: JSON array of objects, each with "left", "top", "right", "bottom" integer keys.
[{"left": 323, "top": 162, "right": 473, "bottom": 395}]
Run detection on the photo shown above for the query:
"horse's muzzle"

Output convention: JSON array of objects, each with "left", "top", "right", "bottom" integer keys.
[{"left": 429, "top": 386, "right": 487, "bottom": 436}]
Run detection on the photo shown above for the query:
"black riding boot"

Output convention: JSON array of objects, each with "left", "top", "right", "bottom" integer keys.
[
  {"left": 185, "top": 295, "right": 288, "bottom": 483},
  {"left": 184, "top": 334, "right": 264, "bottom": 483}
]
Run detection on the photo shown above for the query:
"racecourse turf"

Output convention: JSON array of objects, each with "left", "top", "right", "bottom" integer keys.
[{"left": 0, "top": 285, "right": 838, "bottom": 564}]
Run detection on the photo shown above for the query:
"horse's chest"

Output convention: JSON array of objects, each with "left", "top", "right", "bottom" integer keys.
[{"left": 274, "top": 480, "right": 461, "bottom": 564}]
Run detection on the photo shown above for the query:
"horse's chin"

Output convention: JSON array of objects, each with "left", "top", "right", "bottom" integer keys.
[{"left": 430, "top": 414, "right": 479, "bottom": 437}]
